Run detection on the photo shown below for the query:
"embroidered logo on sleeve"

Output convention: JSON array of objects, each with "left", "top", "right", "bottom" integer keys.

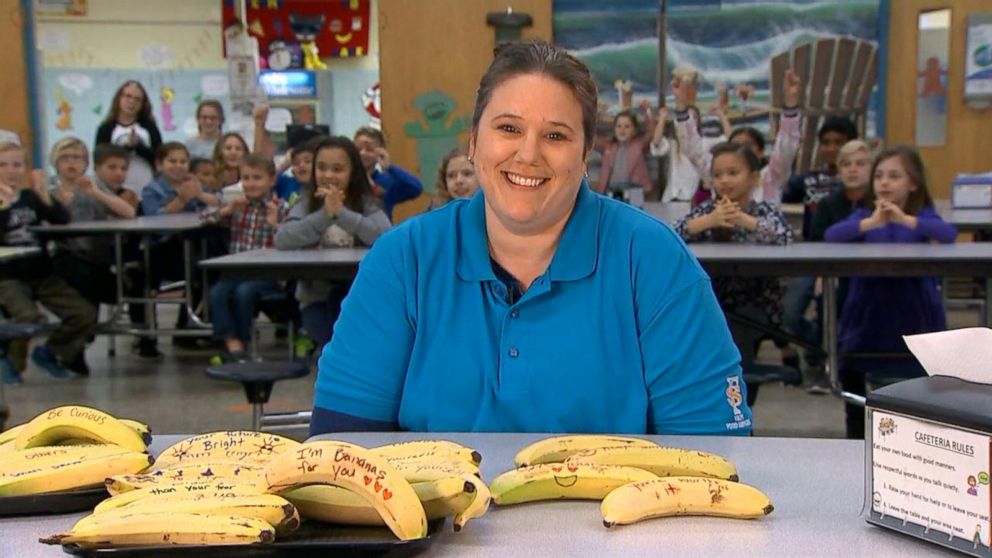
[{"left": 724, "top": 375, "right": 752, "bottom": 431}]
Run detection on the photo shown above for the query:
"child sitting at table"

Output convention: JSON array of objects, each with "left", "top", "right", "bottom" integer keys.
[
  {"left": 190, "top": 157, "right": 219, "bottom": 199},
  {"left": 208, "top": 154, "right": 287, "bottom": 363},
  {"left": 274, "top": 136, "right": 391, "bottom": 353},
  {"left": 46, "top": 138, "right": 136, "bottom": 310},
  {"left": 353, "top": 127, "right": 422, "bottom": 220},
  {"left": 92, "top": 143, "right": 139, "bottom": 210},
  {"left": 0, "top": 141, "right": 96, "bottom": 382},
  {"left": 673, "top": 142, "right": 793, "bottom": 372},
  {"left": 824, "top": 145, "right": 956, "bottom": 439}
]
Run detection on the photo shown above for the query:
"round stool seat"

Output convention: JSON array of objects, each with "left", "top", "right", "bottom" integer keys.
[
  {"left": 206, "top": 360, "right": 309, "bottom": 384},
  {"left": 0, "top": 323, "right": 55, "bottom": 341}
]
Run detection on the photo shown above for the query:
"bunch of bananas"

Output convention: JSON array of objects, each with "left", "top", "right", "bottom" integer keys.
[
  {"left": 40, "top": 433, "right": 490, "bottom": 549},
  {"left": 489, "top": 435, "right": 773, "bottom": 526},
  {"left": 0, "top": 405, "right": 152, "bottom": 497}
]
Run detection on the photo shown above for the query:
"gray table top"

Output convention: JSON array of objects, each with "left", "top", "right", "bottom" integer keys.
[
  {"left": 0, "top": 433, "right": 954, "bottom": 557},
  {"left": 935, "top": 199, "right": 992, "bottom": 232},
  {"left": 30, "top": 213, "right": 207, "bottom": 235},
  {"left": 200, "top": 242, "right": 992, "bottom": 281},
  {"left": 0, "top": 246, "right": 40, "bottom": 263}
]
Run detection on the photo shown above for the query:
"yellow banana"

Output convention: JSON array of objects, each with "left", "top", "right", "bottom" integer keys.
[
  {"left": 154, "top": 431, "right": 299, "bottom": 468},
  {"left": 514, "top": 435, "right": 660, "bottom": 467},
  {"left": 453, "top": 473, "right": 490, "bottom": 532},
  {"left": 601, "top": 477, "right": 774, "bottom": 526},
  {"left": 80, "top": 493, "right": 300, "bottom": 535},
  {"left": 119, "top": 419, "right": 152, "bottom": 445},
  {"left": 3, "top": 418, "right": 150, "bottom": 447},
  {"left": 14, "top": 406, "right": 147, "bottom": 453},
  {"left": 266, "top": 441, "right": 428, "bottom": 541},
  {"left": 105, "top": 462, "right": 266, "bottom": 495},
  {"left": 284, "top": 476, "right": 472, "bottom": 526},
  {"left": 0, "top": 450, "right": 152, "bottom": 496},
  {"left": 489, "top": 462, "right": 657, "bottom": 505},
  {"left": 40, "top": 512, "right": 275, "bottom": 548},
  {"left": 391, "top": 459, "right": 481, "bottom": 482},
  {"left": 374, "top": 440, "right": 482, "bottom": 466},
  {"left": 94, "top": 479, "right": 266, "bottom": 513},
  {"left": 0, "top": 444, "right": 142, "bottom": 472},
  {"left": 0, "top": 424, "right": 24, "bottom": 446},
  {"left": 564, "top": 445, "right": 739, "bottom": 481}
]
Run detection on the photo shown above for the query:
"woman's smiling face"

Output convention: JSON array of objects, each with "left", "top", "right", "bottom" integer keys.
[{"left": 470, "top": 73, "right": 588, "bottom": 236}]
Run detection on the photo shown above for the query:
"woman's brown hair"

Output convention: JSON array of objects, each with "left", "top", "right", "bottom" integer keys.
[{"left": 104, "top": 80, "right": 154, "bottom": 124}]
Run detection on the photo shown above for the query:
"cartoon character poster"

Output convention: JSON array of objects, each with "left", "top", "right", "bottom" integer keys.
[{"left": 221, "top": 0, "right": 370, "bottom": 69}]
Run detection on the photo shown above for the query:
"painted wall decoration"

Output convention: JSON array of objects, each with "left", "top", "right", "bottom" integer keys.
[
  {"left": 402, "top": 90, "right": 469, "bottom": 194},
  {"left": 222, "top": 0, "right": 371, "bottom": 70},
  {"left": 35, "top": 0, "right": 87, "bottom": 16},
  {"left": 554, "top": 0, "right": 883, "bottom": 136},
  {"left": 965, "top": 13, "right": 992, "bottom": 103}
]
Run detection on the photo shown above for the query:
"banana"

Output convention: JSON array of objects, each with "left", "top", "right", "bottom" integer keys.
[
  {"left": 154, "top": 431, "right": 299, "bottom": 468},
  {"left": 105, "top": 462, "right": 266, "bottom": 495},
  {"left": 40, "top": 512, "right": 275, "bottom": 548},
  {"left": 601, "top": 477, "right": 774, "bottom": 526},
  {"left": 119, "top": 419, "right": 152, "bottom": 445},
  {"left": 79, "top": 493, "right": 300, "bottom": 535},
  {"left": 14, "top": 406, "right": 147, "bottom": 453},
  {"left": 489, "top": 462, "right": 657, "bottom": 505},
  {"left": 453, "top": 473, "right": 491, "bottom": 532},
  {"left": 374, "top": 440, "right": 482, "bottom": 466},
  {"left": 0, "top": 444, "right": 142, "bottom": 471},
  {"left": 564, "top": 445, "right": 739, "bottom": 481},
  {"left": 0, "top": 424, "right": 24, "bottom": 446},
  {"left": 284, "top": 476, "right": 472, "bottom": 526},
  {"left": 94, "top": 480, "right": 266, "bottom": 513},
  {"left": 266, "top": 441, "right": 428, "bottom": 541},
  {"left": 390, "top": 459, "right": 481, "bottom": 482},
  {"left": 0, "top": 450, "right": 152, "bottom": 496},
  {"left": 514, "top": 435, "right": 660, "bottom": 467}
]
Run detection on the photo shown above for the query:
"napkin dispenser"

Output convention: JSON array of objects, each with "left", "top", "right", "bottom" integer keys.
[{"left": 865, "top": 376, "right": 992, "bottom": 556}]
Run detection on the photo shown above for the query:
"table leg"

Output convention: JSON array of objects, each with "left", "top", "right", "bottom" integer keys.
[
  {"left": 824, "top": 276, "right": 867, "bottom": 406},
  {"left": 183, "top": 238, "right": 209, "bottom": 328},
  {"left": 986, "top": 277, "right": 992, "bottom": 327},
  {"left": 143, "top": 236, "right": 156, "bottom": 335},
  {"left": 200, "top": 237, "right": 210, "bottom": 322}
]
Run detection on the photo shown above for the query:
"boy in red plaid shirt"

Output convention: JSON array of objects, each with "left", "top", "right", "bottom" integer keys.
[{"left": 208, "top": 154, "right": 287, "bottom": 362}]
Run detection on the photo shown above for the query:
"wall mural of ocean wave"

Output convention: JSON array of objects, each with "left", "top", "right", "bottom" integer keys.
[{"left": 554, "top": 0, "right": 882, "bottom": 135}]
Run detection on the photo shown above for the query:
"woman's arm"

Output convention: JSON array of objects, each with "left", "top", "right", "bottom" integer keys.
[
  {"left": 311, "top": 232, "right": 412, "bottom": 434},
  {"left": 94, "top": 122, "right": 112, "bottom": 146}
]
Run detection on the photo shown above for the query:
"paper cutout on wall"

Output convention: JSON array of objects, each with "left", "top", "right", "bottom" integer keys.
[
  {"left": 57, "top": 73, "right": 92, "bottom": 95},
  {"left": 221, "top": 0, "right": 370, "bottom": 62},
  {"left": 37, "top": 28, "right": 71, "bottom": 52},
  {"left": 160, "top": 87, "right": 177, "bottom": 131},
  {"left": 139, "top": 43, "right": 175, "bottom": 69},
  {"left": 362, "top": 82, "right": 380, "bottom": 128},
  {"left": 201, "top": 74, "right": 230, "bottom": 96},
  {"left": 54, "top": 89, "right": 73, "bottom": 130},
  {"left": 403, "top": 90, "right": 469, "bottom": 193}
]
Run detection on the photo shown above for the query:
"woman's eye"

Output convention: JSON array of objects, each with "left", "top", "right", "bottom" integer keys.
[
  {"left": 498, "top": 124, "right": 518, "bottom": 133},
  {"left": 548, "top": 132, "right": 566, "bottom": 141}
]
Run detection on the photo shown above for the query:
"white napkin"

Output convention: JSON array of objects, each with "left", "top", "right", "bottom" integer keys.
[{"left": 903, "top": 327, "right": 992, "bottom": 384}]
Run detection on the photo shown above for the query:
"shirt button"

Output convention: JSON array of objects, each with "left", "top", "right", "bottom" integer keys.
[
  {"left": 508, "top": 347, "right": 519, "bottom": 358},
  {"left": 510, "top": 310, "right": 519, "bottom": 319}
]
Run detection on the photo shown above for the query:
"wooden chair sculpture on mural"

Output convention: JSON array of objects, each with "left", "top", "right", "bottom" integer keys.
[{"left": 769, "top": 38, "right": 878, "bottom": 173}]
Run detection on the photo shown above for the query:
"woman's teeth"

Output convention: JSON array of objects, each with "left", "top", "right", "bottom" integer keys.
[{"left": 504, "top": 172, "right": 545, "bottom": 188}]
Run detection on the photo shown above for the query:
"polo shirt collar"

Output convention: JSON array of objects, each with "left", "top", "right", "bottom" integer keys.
[{"left": 455, "top": 180, "right": 600, "bottom": 283}]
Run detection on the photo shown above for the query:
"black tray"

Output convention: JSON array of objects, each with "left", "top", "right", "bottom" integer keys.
[
  {"left": 62, "top": 518, "right": 446, "bottom": 558},
  {"left": 0, "top": 487, "right": 107, "bottom": 517}
]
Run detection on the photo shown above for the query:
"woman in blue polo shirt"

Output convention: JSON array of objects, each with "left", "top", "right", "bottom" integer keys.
[{"left": 310, "top": 41, "right": 752, "bottom": 436}]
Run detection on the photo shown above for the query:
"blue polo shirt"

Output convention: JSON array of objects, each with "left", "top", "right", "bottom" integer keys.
[{"left": 314, "top": 183, "right": 752, "bottom": 434}]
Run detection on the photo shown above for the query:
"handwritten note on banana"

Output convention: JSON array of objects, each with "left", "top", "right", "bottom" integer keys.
[{"left": 870, "top": 411, "right": 991, "bottom": 546}]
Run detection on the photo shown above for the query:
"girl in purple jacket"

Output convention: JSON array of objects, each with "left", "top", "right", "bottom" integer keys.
[{"left": 824, "top": 146, "right": 956, "bottom": 438}]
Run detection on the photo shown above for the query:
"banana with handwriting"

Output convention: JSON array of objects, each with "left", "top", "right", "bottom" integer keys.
[
  {"left": 390, "top": 459, "right": 481, "bottom": 482},
  {"left": 94, "top": 479, "right": 267, "bottom": 513},
  {"left": 154, "top": 431, "right": 299, "bottom": 468},
  {"left": 266, "top": 441, "right": 428, "bottom": 540},
  {"left": 513, "top": 435, "right": 660, "bottom": 467},
  {"left": 40, "top": 512, "right": 275, "bottom": 548},
  {"left": 374, "top": 440, "right": 482, "bottom": 466},
  {"left": 489, "top": 462, "right": 657, "bottom": 505},
  {"left": 78, "top": 493, "right": 300, "bottom": 535},
  {"left": 14, "top": 406, "right": 147, "bottom": 453},
  {"left": 0, "top": 444, "right": 143, "bottom": 472},
  {"left": 600, "top": 476, "right": 774, "bottom": 527},
  {"left": 565, "top": 445, "right": 739, "bottom": 481},
  {"left": 0, "top": 450, "right": 152, "bottom": 496},
  {"left": 105, "top": 462, "right": 266, "bottom": 495}
]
